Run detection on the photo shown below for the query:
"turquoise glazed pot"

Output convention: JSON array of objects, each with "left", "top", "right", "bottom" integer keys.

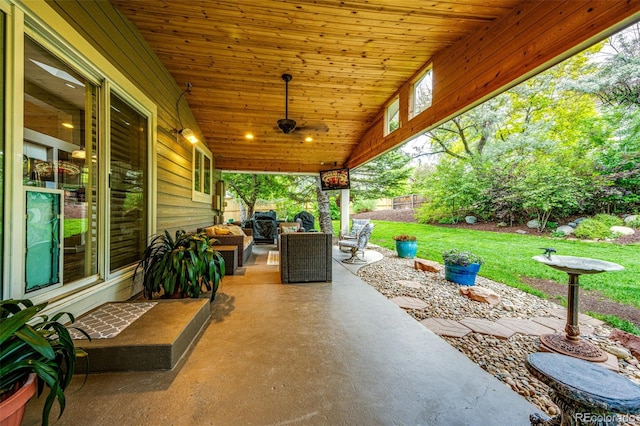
[
  {"left": 444, "top": 263, "right": 481, "bottom": 286},
  {"left": 395, "top": 240, "right": 418, "bottom": 258}
]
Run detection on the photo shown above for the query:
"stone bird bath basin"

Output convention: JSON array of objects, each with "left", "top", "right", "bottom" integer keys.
[{"left": 532, "top": 255, "right": 624, "bottom": 276}]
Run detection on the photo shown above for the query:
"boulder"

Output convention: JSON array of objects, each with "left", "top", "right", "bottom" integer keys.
[
  {"left": 574, "top": 217, "right": 587, "bottom": 224},
  {"left": 465, "top": 215, "right": 477, "bottom": 224},
  {"left": 609, "top": 329, "right": 640, "bottom": 360},
  {"left": 497, "top": 222, "right": 508, "bottom": 228},
  {"left": 414, "top": 259, "right": 442, "bottom": 273},
  {"left": 515, "top": 230, "right": 527, "bottom": 234},
  {"left": 556, "top": 225, "right": 574, "bottom": 235},
  {"left": 459, "top": 286, "right": 501, "bottom": 307},
  {"left": 568, "top": 222, "right": 577, "bottom": 228},
  {"left": 610, "top": 226, "right": 635, "bottom": 236},
  {"left": 624, "top": 215, "right": 637, "bottom": 224},
  {"left": 526, "top": 219, "right": 540, "bottom": 229}
]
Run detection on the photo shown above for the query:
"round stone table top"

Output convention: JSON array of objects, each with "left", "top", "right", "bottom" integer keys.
[{"left": 526, "top": 352, "right": 640, "bottom": 414}]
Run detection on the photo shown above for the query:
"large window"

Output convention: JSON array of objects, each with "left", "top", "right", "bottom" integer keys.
[
  {"left": 109, "top": 94, "right": 147, "bottom": 272},
  {"left": 412, "top": 68, "right": 433, "bottom": 117},
  {"left": 23, "top": 35, "right": 98, "bottom": 291},
  {"left": 21, "top": 33, "right": 151, "bottom": 294},
  {"left": 192, "top": 145, "right": 212, "bottom": 203}
]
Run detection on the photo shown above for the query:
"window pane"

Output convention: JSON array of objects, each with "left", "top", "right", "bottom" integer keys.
[
  {"left": 387, "top": 98, "right": 400, "bottom": 133},
  {"left": 109, "top": 94, "right": 147, "bottom": 272},
  {"left": 204, "top": 155, "right": 211, "bottom": 194},
  {"left": 414, "top": 69, "right": 433, "bottom": 116},
  {"left": 194, "top": 149, "right": 202, "bottom": 192},
  {"left": 0, "top": 11, "right": 4, "bottom": 289},
  {"left": 23, "top": 36, "right": 98, "bottom": 285}
]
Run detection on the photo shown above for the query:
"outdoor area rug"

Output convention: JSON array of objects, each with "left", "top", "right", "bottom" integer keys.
[
  {"left": 267, "top": 250, "right": 280, "bottom": 265},
  {"left": 68, "top": 302, "right": 157, "bottom": 340}
]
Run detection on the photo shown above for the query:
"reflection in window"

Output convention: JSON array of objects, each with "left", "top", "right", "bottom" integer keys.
[
  {"left": 23, "top": 35, "right": 98, "bottom": 285},
  {"left": 413, "top": 68, "right": 433, "bottom": 117},
  {"left": 386, "top": 97, "right": 400, "bottom": 135},
  {"left": 109, "top": 94, "right": 147, "bottom": 272}
]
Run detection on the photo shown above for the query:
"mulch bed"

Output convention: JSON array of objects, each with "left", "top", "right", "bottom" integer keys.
[{"left": 352, "top": 209, "right": 640, "bottom": 327}]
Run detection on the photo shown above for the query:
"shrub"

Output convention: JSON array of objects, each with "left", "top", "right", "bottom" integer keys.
[
  {"left": 626, "top": 217, "right": 640, "bottom": 228},
  {"left": 593, "top": 213, "right": 623, "bottom": 227},
  {"left": 550, "top": 230, "right": 566, "bottom": 238},
  {"left": 393, "top": 234, "right": 417, "bottom": 241},
  {"left": 573, "top": 218, "right": 613, "bottom": 240},
  {"left": 353, "top": 199, "right": 377, "bottom": 213},
  {"left": 442, "top": 249, "right": 484, "bottom": 266}
]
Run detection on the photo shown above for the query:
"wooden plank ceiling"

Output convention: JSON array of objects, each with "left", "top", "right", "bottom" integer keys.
[{"left": 108, "top": 0, "right": 525, "bottom": 173}]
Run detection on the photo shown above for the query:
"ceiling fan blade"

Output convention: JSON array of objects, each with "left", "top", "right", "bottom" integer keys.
[{"left": 296, "top": 122, "right": 329, "bottom": 133}]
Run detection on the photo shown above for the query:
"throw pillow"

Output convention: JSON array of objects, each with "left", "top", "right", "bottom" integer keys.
[
  {"left": 282, "top": 226, "right": 298, "bottom": 234},
  {"left": 213, "top": 225, "right": 231, "bottom": 235},
  {"left": 226, "top": 224, "right": 246, "bottom": 236}
]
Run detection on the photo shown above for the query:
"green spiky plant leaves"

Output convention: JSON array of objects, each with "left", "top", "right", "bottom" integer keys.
[
  {"left": 134, "top": 230, "right": 225, "bottom": 300},
  {"left": 0, "top": 299, "right": 90, "bottom": 426}
]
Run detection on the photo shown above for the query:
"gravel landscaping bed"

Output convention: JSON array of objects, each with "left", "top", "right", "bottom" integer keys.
[{"left": 357, "top": 245, "right": 640, "bottom": 424}]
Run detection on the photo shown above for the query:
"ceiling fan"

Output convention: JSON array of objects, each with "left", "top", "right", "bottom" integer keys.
[{"left": 276, "top": 73, "right": 328, "bottom": 134}]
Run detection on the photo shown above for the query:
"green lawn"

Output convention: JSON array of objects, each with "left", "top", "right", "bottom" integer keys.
[{"left": 334, "top": 220, "right": 640, "bottom": 311}]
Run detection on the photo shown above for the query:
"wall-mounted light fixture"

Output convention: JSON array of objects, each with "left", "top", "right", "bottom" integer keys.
[{"left": 173, "top": 83, "right": 199, "bottom": 144}]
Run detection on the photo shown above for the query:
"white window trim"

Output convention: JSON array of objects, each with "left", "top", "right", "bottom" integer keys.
[
  {"left": 5, "top": 1, "right": 158, "bottom": 304},
  {"left": 384, "top": 97, "right": 400, "bottom": 136},
  {"left": 192, "top": 143, "right": 213, "bottom": 203},
  {"left": 410, "top": 67, "right": 433, "bottom": 119}
]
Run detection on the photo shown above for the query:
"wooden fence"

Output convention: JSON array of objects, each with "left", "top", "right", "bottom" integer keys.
[{"left": 392, "top": 194, "right": 426, "bottom": 210}]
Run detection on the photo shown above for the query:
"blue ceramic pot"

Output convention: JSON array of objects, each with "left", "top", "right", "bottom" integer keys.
[
  {"left": 444, "top": 263, "right": 481, "bottom": 286},
  {"left": 395, "top": 240, "right": 418, "bottom": 258}
]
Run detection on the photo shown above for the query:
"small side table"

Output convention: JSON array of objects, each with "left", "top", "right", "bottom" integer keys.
[
  {"left": 214, "top": 245, "right": 238, "bottom": 275},
  {"left": 526, "top": 352, "right": 640, "bottom": 426}
]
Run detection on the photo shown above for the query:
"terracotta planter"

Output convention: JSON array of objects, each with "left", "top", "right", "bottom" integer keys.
[{"left": 0, "top": 373, "right": 37, "bottom": 426}]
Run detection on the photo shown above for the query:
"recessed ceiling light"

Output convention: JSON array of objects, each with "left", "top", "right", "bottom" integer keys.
[
  {"left": 305, "top": 136, "right": 313, "bottom": 142},
  {"left": 245, "top": 133, "right": 254, "bottom": 140},
  {"left": 62, "top": 122, "right": 74, "bottom": 129}
]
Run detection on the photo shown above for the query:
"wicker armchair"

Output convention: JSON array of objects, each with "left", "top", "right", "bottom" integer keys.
[{"left": 279, "top": 233, "right": 332, "bottom": 283}]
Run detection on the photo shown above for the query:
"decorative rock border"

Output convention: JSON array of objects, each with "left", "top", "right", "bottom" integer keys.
[{"left": 357, "top": 247, "right": 640, "bottom": 424}]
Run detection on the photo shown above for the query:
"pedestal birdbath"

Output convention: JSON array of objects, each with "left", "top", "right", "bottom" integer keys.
[{"left": 532, "top": 254, "right": 624, "bottom": 362}]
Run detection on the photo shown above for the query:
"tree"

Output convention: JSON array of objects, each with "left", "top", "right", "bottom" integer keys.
[
  {"left": 349, "top": 150, "right": 412, "bottom": 200},
  {"left": 315, "top": 177, "right": 333, "bottom": 234},
  {"left": 223, "top": 173, "right": 289, "bottom": 220}
]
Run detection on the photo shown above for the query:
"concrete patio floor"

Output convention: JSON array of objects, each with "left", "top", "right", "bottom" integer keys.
[{"left": 23, "top": 244, "right": 540, "bottom": 425}]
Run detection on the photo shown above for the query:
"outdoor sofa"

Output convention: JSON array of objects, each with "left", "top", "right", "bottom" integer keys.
[{"left": 199, "top": 224, "right": 254, "bottom": 266}]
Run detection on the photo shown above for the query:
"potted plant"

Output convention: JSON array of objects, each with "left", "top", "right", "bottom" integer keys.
[
  {"left": 0, "top": 299, "right": 89, "bottom": 426},
  {"left": 442, "top": 249, "right": 484, "bottom": 286},
  {"left": 393, "top": 235, "right": 418, "bottom": 259},
  {"left": 134, "top": 230, "right": 225, "bottom": 300}
]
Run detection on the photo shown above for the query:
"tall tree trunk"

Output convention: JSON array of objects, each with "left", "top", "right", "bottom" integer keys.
[{"left": 315, "top": 177, "right": 333, "bottom": 234}]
